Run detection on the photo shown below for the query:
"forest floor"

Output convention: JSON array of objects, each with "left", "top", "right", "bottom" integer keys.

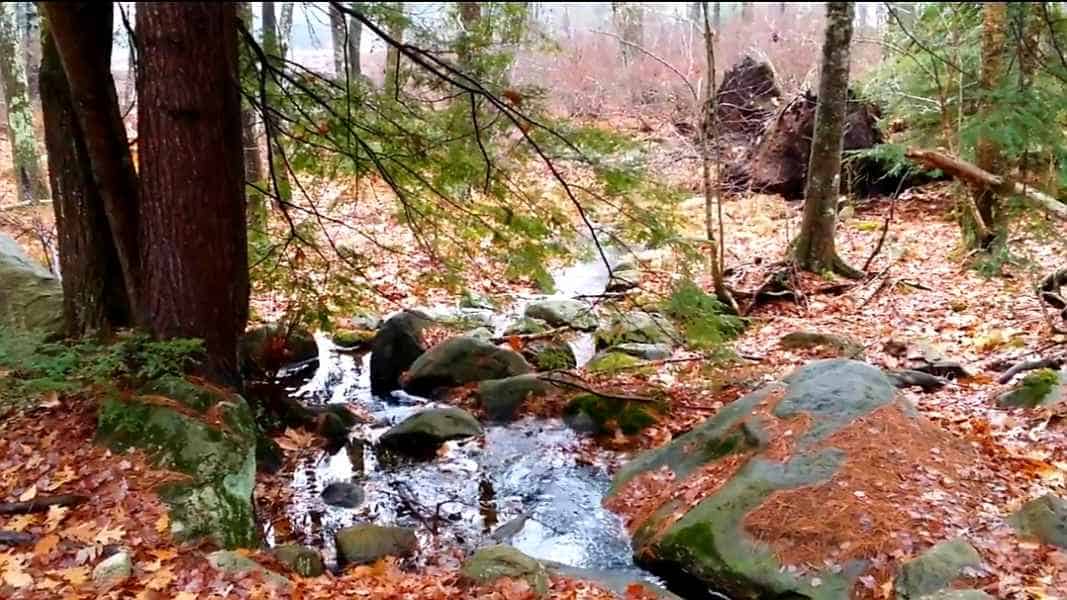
[{"left": 2, "top": 142, "right": 1067, "bottom": 596}]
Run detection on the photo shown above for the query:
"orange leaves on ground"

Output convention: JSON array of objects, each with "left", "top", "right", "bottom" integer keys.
[
  {"left": 0, "top": 552, "right": 33, "bottom": 589},
  {"left": 32, "top": 534, "right": 59, "bottom": 561}
]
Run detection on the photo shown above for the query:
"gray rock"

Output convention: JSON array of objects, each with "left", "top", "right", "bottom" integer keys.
[
  {"left": 606, "top": 269, "right": 640, "bottom": 292},
  {"left": 997, "top": 369, "right": 1066, "bottom": 409},
  {"left": 896, "top": 538, "right": 982, "bottom": 599},
  {"left": 321, "top": 481, "right": 364, "bottom": 508},
  {"left": 465, "top": 327, "right": 495, "bottom": 341},
  {"left": 92, "top": 551, "right": 132, "bottom": 585},
  {"left": 595, "top": 311, "right": 678, "bottom": 347},
  {"left": 273, "top": 544, "right": 325, "bottom": 577},
  {"left": 0, "top": 234, "right": 62, "bottom": 333},
  {"left": 460, "top": 290, "right": 495, "bottom": 310},
  {"left": 370, "top": 311, "right": 430, "bottom": 396},
  {"left": 524, "top": 339, "right": 577, "bottom": 370},
  {"left": 207, "top": 550, "right": 290, "bottom": 589},
  {"left": 379, "top": 407, "right": 483, "bottom": 456},
  {"left": 779, "top": 331, "right": 863, "bottom": 358},
  {"left": 335, "top": 524, "right": 418, "bottom": 566},
  {"left": 403, "top": 337, "right": 532, "bottom": 396},
  {"left": 461, "top": 545, "right": 548, "bottom": 597},
  {"left": 478, "top": 375, "right": 550, "bottom": 421},
  {"left": 504, "top": 317, "right": 550, "bottom": 336},
  {"left": 525, "top": 299, "right": 598, "bottom": 331},
  {"left": 610, "top": 342, "right": 671, "bottom": 360},
  {"left": 1010, "top": 493, "right": 1067, "bottom": 548},
  {"left": 239, "top": 324, "right": 318, "bottom": 376}
]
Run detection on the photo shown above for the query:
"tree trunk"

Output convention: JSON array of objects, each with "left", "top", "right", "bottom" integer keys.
[
  {"left": 40, "top": 25, "right": 130, "bottom": 335},
  {"left": 238, "top": 2, "right": 266, "bottom": 234},
  {"left": 741, "top": 2, "right": 754, "bottom": 23},
  {"left": 0, "top": 3, "right": 47, "bottom": 204},
  {"left": 41, "top": 2, "right": 142, "bottom": 313},
  {"left": 262, "top": 1, "right": 290, "bottom": 203},
  {"left": 457, "top": 2, "right": 482, "bottom": 74},
  {"left": 611, "top": 2, "right": 644, "bottom": 66},
  {"left": 384, "top": 3, "right": 406, "bottom": 98},
  {"left": 136, "top": 2, "right": 248, "bottom": 385},
  {"left": 970, "top": 2, "right": 1007, "bottom": 248},
  {"left": 792, "top": 1, "right": 861, "bottom": 278},
  {"left": 348, "top": 3, "right": 363, "bottom": 78},
  {"left": 713, "top": 2, "right": 721, "bottom": 30},
  {"left": 278, "top": 2, "right": 294, "bottom": 60},
  {"left": 16, "top": 3, "right": 40, "bottom": 106},
  {"left": 329, "top": 2, "right": 348, "bottom": 80}
]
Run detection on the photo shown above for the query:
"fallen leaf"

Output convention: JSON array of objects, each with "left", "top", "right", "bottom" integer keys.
[
  {"left": 33, "top": 534, "right": 59, "bottom": 560},
  {"left": 53, "top": 565, "right": 90, "bottom": 587},
  {"left": 6, "top": 514, "right": 38, "bottom": 532},
  {"left": 61, "top": 520, "right": 97, "bottom": 543},
  {"left": 1, "top": 552, "right": 33, "bottom": 589},
  {"left": 44, "top": 505, "right": 68, "bottom": 532},
  {"left": 18, "top": 484, "right": 37, "bottom": 502},
  {"left": 95, "top": 524, "right": 125, "bottom": 544},
  {"left": 155, "top": 512, "right": 170, "bottom": 534},
  {"left": 145, "top": 565, "right": 176, "bottom": 591}
]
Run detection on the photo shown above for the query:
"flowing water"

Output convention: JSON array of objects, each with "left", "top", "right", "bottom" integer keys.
[{"left": 276, "top": 242, "right": 673, "bottom": 594}]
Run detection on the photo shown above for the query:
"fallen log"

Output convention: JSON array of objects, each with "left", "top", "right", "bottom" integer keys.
[
  {"left": 0, "top": 531, "right": 35, "bottom": 546},
  {"left": 905, "top": 148, "right": 1067, "bottom": 221},
  {"left": 0, "top": 494, "right": 88, "bottom": 515}
]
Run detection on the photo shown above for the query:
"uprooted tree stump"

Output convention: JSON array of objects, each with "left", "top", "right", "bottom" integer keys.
[{"left": 713, "top": 56, "right": 781, "bottom": 142}]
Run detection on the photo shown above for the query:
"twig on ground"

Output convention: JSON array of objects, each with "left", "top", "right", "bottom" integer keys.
[
  {"left": 540, "top": 375, "right": 658, "bottom": 404},
  {"left": 997, "top": 356, "right": 1065, "bottom": 384},
  {"left": 0, "top": 494, "right": 88, "bottom": 515}
]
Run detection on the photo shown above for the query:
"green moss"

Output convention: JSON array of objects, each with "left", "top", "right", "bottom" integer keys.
[
  {"left": 998, "top": 369, "right": 1064, "bottom": 408},
  {"left": 587, "top": 352, "right": 641, "bottom": 374},
  {"left": 333, "top": 328, "right": 376, "bottom": 347},
  {"left": 534, "top": 345, "right": 576, "bottom": 370},
  {"left": 564, "top": 393, "right": 658, "bottom": 435}
]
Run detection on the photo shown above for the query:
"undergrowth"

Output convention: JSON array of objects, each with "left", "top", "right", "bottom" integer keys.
[
  {"left": 664, "top": 279, "right": 745, "bottom": 353},
  {"left": 0, "top": 328, "right": 203, "bottom": 408}
]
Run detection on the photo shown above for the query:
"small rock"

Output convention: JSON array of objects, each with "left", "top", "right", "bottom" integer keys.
[
  {"left": 886, "top": 369, "right": 948, "bottom": 392},
  {"left": 587, "top": 352, "right": 641, "bottom": 374},
  {"left": 273, "top": 544, "right": 325, "bottom": 577},
  {"left": 610, "top": 342, "right": 671, "bottom": 360},
  {"left": 335, "top": 524, "right": 418, "bottom": 566},
  {"left": 1010, "top": 493, "right": 1067, "bottom": 548},
  {"left": 478, "top": 375, "right": 550, "bottom": 421},
  {"left": 461, "top": 545, "right": 548, "bottom": 598},
  {"left": 525, "top": 299, "right": 598, "bottom": 331},
  {"left": 595, "top": 311, "right": 678, "bottom": 348},
  {"left": 465, "top": 327, "right": 495, "bottom": 341},
  {"left": 379, "top": 407, "right": 483, "bottom": 457},
  {"left": 207, "top": 550, "right": 290, "bottom": 589},
  {"left": 321, "top": 481, "right": 364, "bottom": 508},
  {"left": 524, "top": 339, "right": 577, "bottom": 370},
  {"left": 460, "top": 290, "right": 495, "bottom": 310},
  {"left": 912, "top": 361, "right": 975, "bottom": 380},
  {"left": 606, "top": 269, "right": 640, "bottom": 292},
  {"left": 997, "top": 369, "right": 1066, "bottom": 409},
  {"left": 779, "top": 331, "right": 863, "bottom": 358},
  {"left": 92, "top": 551, "right": 132, "bottom": 585},
  {"left": 334, "top": 328, "right": 376, "bottom": 347},
  {"left": 895, "top": 538, "right": 982, "bottom": 599}
]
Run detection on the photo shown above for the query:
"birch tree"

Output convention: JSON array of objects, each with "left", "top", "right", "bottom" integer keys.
[{"left": 0, "top": 2, "right": 47, "bottom": 204}]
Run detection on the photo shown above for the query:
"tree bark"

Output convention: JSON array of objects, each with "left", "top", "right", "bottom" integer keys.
[
  {"left": 970, "top": 2, "right": 1008, "bottom": 248},
  {"left": 41, "top": 2, "right": 142, "bottom": 315},
  {"left": 741, "top": 2, "right": 754, "bottom": 23},
  {"left": 329, "top": 2, "right": 348, "bottom": 80},
  {"left": 16, "top": 3, "right": 40, "bottom": 106},
  {"left": 384, "top": 3, "right": 406, "bottom": 98},
  {"left": 792, "top": 1, "right": 861, "bottom": 278},
  {"left": 136, "top": 2, "right": 248, "bottom": 385},
  {"left": 238, "top": 2, "right": 266, "bottom": 234},
  {"left": 348, "top": 3, "right": 363, "bottom": 78},
  {"left": 457, "top": 2, "right": 482, "bottom": 73},
  {"left": 611, "top": 3, "right": 644, "bottom": 66},
  {"left": 278, "top": 2, "right": 294, "bottom": 60},
  {"left": 0, "top": 3, "right": 47, "bottom": 204},
  {"left": 40, "top": 24, "right": 131, "bottom": 335},
  {"left": 262, "top": 1, "right": 290, "bottom": 203}
]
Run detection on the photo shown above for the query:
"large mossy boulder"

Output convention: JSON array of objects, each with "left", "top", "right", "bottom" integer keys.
[
  {"left": 595, "top": 311, "right": 678, "bottom": 348},
  {"left": 461, "top": 545, "right": 549, "bottom": 597},
  {"left": 379, "top": 407, "right": 483, "bottom": 456},
  {"left": 273, "top": 544, "right": 325, "bottom": 577},
  {"left": 523, "top": 339, "right": 577, "bottom": 371},
  {"left": 477, "top": 374, "right": 550, "bottom": 421},
  {"left": 207, "top": 550, "right": 290, "bottom": 588},
  {"left": 370, "top": 311, "right": 430, "bottom": 396},
  {"left": 402, "top": 337, "right": 532, "bottom": 397},
  {"left": 606, "top": 359, "right": 975, "bottom": 600},
  {"left": 0, "top": 233, "right": 62, "bottom": 334},
  {"left": 1010, "top": 494, "right": 1067, "bottom": 548},
  {"left": 335, "top": 524, "right": 418, "bottom": 566},
  {"left": 525, "top": 299, "right": 598, "bottom": 331},
  {"left": 997, "top": 369, "right": 1066, "bottom": 409},
  {"left": 97, "top": 377, "right": 258, "bottom": 548}
]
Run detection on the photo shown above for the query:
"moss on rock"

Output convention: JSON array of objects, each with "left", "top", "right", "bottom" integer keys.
[
  {"left": 997, "top": 369, "right": 1065, "bottom": 409},
  {"left": 1009, "top": 493, "right": 1067, "bottom": 549},
  {"left": 461, "top": 545, "right": 549, "bottom": 597}
]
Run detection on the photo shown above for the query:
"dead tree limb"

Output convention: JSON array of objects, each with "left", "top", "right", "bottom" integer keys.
[
  {"left": 905, "top": 148, "right": 1067, "bottom": 221},
  {"left": 997, "top": 356, "right": 1064, "bottom": 384},
  {"left": 0, "top": 494, "right": 88, "bottom": 515},
  {"left": 0, "top": 531, "right": 35, "bottom": 546},
  {"left": 540, "top": 375, "right": 658, "bottom": 404}
]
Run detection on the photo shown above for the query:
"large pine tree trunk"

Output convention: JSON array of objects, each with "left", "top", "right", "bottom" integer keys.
[
  {"left": 262, "top": 2, "right": 290, "bottom": 203},
  {"left": 41, "top": 2, "right": 142, "bottom": 314},
  {"left": 348, "top": 3, "right": 363, "bottom": 78},
  {"left": 40, "top": 26, "right": 130, "bottom": 335},
  {"left": 137, "top": 2, "right": 248, "bottom": 385},
  {"left": 16, "top": 3, "right": 40, "bottom": 107},
  {"left": 970, "top": 2, "right": 1007, "bottom": 248},
  {"left": 792, "top": 1, "right": 861, "bottom": 277},
  {"left": 0, "top": 3, "right": 47, "bottom": 205}
]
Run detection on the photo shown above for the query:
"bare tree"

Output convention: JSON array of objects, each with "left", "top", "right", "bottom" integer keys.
[
  {"left": 791, "top": 1, "right": 862, "bottom": 277},
  {"left": 384, "top": 3, "right": 406, "bottom": 97},
  {"left": 329, "top": 3, "right": 348, "bottom": 79},
  {"left": 611, "top": 3, "right": 644, "bottom": 66},
  {"left": 16, "top": 3, "right": 40, "bottom": 106}
]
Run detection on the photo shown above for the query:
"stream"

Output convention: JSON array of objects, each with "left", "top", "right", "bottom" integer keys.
[{"left": 273, "top": 242, "right": 675, "bottom": 596}]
